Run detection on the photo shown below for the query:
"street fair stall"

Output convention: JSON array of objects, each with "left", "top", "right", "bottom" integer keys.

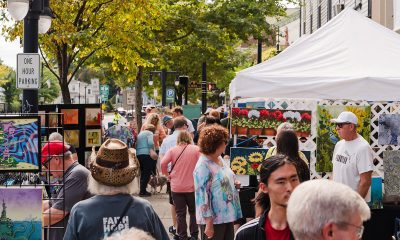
[{"left": 229, "top": 8, "right": 400, "bottom": 239}]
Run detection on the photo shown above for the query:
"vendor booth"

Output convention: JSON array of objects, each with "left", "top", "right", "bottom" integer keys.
[{"left": 229, "top": 8, "right": 400, "bottom": 240}]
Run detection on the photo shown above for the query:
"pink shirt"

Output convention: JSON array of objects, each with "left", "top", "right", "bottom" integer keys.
[{"left": 161, "top": 144, "right": 201, "bottom": 192}]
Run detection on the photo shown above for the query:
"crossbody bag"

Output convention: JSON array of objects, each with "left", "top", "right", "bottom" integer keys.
[{"left": 168, "top": 145, "right": 188, "bottom": 174}]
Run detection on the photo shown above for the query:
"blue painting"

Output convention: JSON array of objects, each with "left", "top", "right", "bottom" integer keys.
[
  {"left": 368, "top": 176, "right": 383, "bottom": 209},
  {"left": 0, "top": 188, "right": 42, "bottom": 240},
  {"left": 0, "top": 117, "right": 40, "bottom": 171},
  {"left": 230, "top": 147, "right": 268, "bottom": 175},
  {"left": 378, "top": 114, "right": 400, "bottom": 145}
]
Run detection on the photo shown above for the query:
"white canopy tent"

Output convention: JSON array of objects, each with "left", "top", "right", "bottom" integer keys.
[{"left": 230, "top": 8, "right": 400, "bottom": 101}]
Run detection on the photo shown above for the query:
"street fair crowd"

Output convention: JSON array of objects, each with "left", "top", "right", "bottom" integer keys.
[{"left": 40, "top": 106, "right": 373, "bottom": 240}]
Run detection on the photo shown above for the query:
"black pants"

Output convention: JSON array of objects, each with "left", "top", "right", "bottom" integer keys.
[
  {"left": 172, "top": 192, "right": 198, "bottom": 239},
  {"left": 199, "top": 222, "right": 234, "bottom": 240},
  {"left": 137, "top": 154, "right": 156, "bottom": 193}
]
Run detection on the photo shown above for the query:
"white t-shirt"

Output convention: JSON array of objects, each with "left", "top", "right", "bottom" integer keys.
[
  {"left": 332, "top": 134, "right": 373, "bottom": 192},
  {"left": 185, "top": 117, "right": 195, "bottom": 133}
]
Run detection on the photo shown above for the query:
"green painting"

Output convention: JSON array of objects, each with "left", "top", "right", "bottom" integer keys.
[{"left": 316, "top": 105, "right": 371, "bottom": 172}]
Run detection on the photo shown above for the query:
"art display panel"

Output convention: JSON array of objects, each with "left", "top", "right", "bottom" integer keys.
[
  {"left": 316, "top": 105, "right": 371, "bottom": 172},
  {"left": 0, "top": 117, "right": 40, "bottom": 171},
  {"left": 0, "top": 187, "right": 42, "bottom": 240}
]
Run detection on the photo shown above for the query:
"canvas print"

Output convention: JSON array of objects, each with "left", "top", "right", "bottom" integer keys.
[
  {"left": 85, "top": 108, "right": 101, "bottom": 126},
  {"left": 231, "top": 108, "right": 311, "bottom": 137},
  {"left": 86, "top": 129, "right": 102, "bottom": 147},
  {"left": 38, "top": 111, "right": 46, "bottom": 127},
  {"left": 378, "top": 114, "right": 400, "bottom": 145},
  {"left": 0, "top": 117, "right": 40, "bottom": 171},
  {"left": 0, "top": 187, "right": 42, "bottom": 239},
  {"left": 383, "top": 151, "right": 400, "bottom": 203},
  {"left": 61, "top": 109, "right": 79, "bottom": 125},
  {"left": 230, "top": 147, "right": 268, "bottom": 175},
  {"left": 64, "top": 130, "right": 79, "bottom": 148},
  {"left": 48, "top": 112, "right": 58, "bottom": 128},
  {"left": 316, "top": 105, "right": 371, "bottom": 172},
  {"left": 368, "top": 176, "right": 383, "bottom": 209}
]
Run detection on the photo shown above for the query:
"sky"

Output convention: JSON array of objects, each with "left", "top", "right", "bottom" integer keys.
[{"left": 0, "top": 188, "right": 42, "bottom": 220}]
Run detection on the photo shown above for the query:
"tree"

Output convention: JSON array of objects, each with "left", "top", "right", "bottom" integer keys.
[
  {"left": 0, "top": 63, "right": 21, "bottom": 112},
  {"left": 39, "top": 67, "right": 60, "bottom": 104}
]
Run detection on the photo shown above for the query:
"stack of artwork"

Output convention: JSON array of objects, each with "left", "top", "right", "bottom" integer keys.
[
  {"left": 316, "top": 105, "right": 371, "bottom": 172},
  {"left": 0, "top": 117, "right": 40, "bottom": 171},
  {"left": 231, "top": 108, "right": 312, "bottom": 137}
]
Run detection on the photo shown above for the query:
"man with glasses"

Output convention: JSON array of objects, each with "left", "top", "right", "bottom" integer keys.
[
  {"left": 330, "top": 111, "right": 373, "bottom": 198},
  {"left": 287, "top": 179, "right": 371, "bottom": 240},
  {"left": 42, "top": 141, "right": 91, "bottom": 240}
]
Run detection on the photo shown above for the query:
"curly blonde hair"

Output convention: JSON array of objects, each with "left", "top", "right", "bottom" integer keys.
[
  {"left": 198, "top": 125, "right": 228, "bottom": 154},
  {"left": 144, "top": 113, "right": 161, "bottom": 129}
]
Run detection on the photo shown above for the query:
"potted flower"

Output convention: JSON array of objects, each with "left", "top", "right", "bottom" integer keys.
[
  {"left": 231, "top": 108, "right": 241, "bottom": 134},
  {"left": 236, "top": 108, "right": 249, "bottom": 135},
  {"left": 247, "top": 109, "right": 263, "bottom": 135},
  {"left": 296, "top": 112, "right": 312, "bottom": 137}
]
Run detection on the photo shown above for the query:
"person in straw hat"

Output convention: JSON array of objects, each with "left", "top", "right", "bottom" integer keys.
[{"left": 63, "top": 139, "right": 169, "bottom": 240}]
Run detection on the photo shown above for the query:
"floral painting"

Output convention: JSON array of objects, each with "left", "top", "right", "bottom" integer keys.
[
  {"left": 230, "top": 147, "right": 268, "bottom": 175},
  {"left": 61, "top": 109, "right": 79, "bottom": 125},
  {"left": 231, "top": 108, "right": 311, "bottom": 137},
  {"left": 378, "top": 114, "right": 400, "bottom": 145},
  {"left": 316, "top": 105, "right": 371, "bottom": 172}
]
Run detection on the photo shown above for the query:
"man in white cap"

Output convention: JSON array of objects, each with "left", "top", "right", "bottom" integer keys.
[{"left": 330, "top": 111, "right": 373, "bottom": 198}]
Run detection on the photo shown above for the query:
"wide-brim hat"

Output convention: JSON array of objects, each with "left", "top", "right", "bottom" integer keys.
[{"left": 89, "top": 139, "right": 139, "bottom": 187}]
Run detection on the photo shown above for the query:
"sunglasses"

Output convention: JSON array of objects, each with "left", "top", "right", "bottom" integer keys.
[{"left": 336, "top": 122, "right": 351, "bottom": 128}]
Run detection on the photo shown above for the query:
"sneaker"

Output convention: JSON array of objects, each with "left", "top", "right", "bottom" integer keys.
[
  {"left": 139, "top": 191, "right": 151, "bottom": 197},
  {"left": 169, "top": 226, "right": 176, "bottom": 235}
]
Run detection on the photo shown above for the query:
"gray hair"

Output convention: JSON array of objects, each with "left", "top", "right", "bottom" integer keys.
[
  {"left": 49, "top": 132, "right": 63, "bottom": 141},
  {"left": 103, "top": 227, "right": 155, "bottom": 240},
  {"left": 276, "top": 122, "right": 294, "bottom": 134},
  {"left": 87, "top": 175, "right": 135, "bottom": 195},
  {"left": 287, "top": 179, "right": 370, "bottom": 240}
]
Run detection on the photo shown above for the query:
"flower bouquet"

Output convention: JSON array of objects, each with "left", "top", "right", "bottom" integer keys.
[{"left": 247, "top": 109, "right": 263, "bottom": 135}]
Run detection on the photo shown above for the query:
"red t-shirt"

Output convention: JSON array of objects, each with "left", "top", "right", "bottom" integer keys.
[{"left": 264, "top": 216, "right": 291, "bottom": 240}]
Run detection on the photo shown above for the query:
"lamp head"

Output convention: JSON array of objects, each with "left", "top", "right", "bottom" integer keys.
[{"left": 7, "top": 0, "right": 29, "bottom": 21}]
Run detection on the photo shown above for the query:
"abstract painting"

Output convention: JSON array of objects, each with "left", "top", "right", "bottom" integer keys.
[
  {"left": 230, "top": 147, "right": 268, "bottom": 175},
  {"left": 383, "top": 151, "right": 400, "bottom": 203},
  {"left": 368, "top": 176, "right": 383, "bottom": 209},
  {"left": 316, "top": 105, "right": 371, "bottom": 172},
  {"left": 378, "top": 114, "right": 400, "bottom": 145},
  {"left": 0, "top": 187, "right": 42, "bottom": 240},
  {"left": 48, "top": 112, "right": 58, "bottom": 128},
  {"left": 64, "top": 130, "right": 80, "bottom": 148},
  {"left": 85, "top": 108, "right": 101, "bottom": 126},
  {"left": 61, "top": 109, "right": 79, "bottom": 125},
  {"left": 86, "top": 129, "right": 102, "bottom": 147},
  {"left": 0, "top": 117, "right": 40, "bottom": 171}
]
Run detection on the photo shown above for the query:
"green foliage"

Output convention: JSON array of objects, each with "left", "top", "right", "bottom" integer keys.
[
  {"left": 0, "top": 63, "right": 21, "bottom": 112},
  {"left": 39, "top": 67, "right": 60, "bottom": 103}
]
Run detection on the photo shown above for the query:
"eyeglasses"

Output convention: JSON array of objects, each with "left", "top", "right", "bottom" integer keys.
[
  {"left": 336, "top": 122, "right": 351, "bottom": 128},
  {"left": 336, "top": 222, "right": 364, "bottom": 239}
]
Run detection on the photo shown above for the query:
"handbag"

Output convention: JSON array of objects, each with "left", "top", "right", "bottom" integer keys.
[
  {"left": 149, "top": 148, "right": 158, "bottom": 160},
  {"left": 168, "top": 145, "right": 188, "bottom": 174},
  {"left": 108, "top": 197, "right": 133, "bottom": 236}
]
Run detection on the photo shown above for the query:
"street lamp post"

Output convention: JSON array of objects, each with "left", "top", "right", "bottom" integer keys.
[
  {"left": 7, "top": 0, "right": 54, "bottom": 113},
  {"left": 149, "top": 70, "right": 179, "bottom": 107}
]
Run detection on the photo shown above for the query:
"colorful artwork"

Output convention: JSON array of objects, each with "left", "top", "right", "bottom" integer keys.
[
  {"left": 61, "top": 109, "right": 79, "bottom": 125},
  {"left": 378, "top": 114, "right": 400, "bottom": 145},
  {"left": 0, "top": 187, "right": 42, "bottom": 240},
  {"left": 316, "top": 105, "right": 371, "bottom": 172},
  {"left": 230, "top": 147, "right": 268, "bottom": 175},
  {"left": 245, "top": 101, "right": 265, "bottom": 109},
  {"left": 368, "top": 176, "right": 383, "bottom": 209},
  {"left": 64, "top": 130, "right": 79, "bottom": 148},
  {"left": 85, "top": 108, "right": 101, "bottom": 126},
  {"left": 48, "top": 113, "right": 58, "bottom": 128},
  {"left": 231, "top": 108, "right": 311, "bottom": 137},
  {"left": 86, "top": 129, "right": 101, "bottom": 147},
  {"left": 383, "top": 151, "right": 400, "bottom": 203},
  {"left": 0, "top": 117, "right": 40, "bottom": 171}
]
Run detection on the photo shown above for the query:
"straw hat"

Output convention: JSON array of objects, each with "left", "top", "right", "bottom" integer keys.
[{"left": 89, "top": 139, "right": 139, "bottom": 187}]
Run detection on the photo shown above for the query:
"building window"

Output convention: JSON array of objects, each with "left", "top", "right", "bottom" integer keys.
[
  {"left": 327, "top": 0, "right": 332, "bottom": 20},
  {"left": 303, "top": 21, "right": 306, "bottom": 34},
  {"left": 310, "top": 14, "right": 313, "bottom": 33},
  {"left": 318, "top": 5, "right": 322, "bottom": 28}
]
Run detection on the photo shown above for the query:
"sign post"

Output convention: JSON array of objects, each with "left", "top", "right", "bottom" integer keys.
[
  {"left": 100, "top": 85, "right": 109, "bottom": 102},
  {"left": 16, "top": 53, "right": 40, "bottom": 89},
  {"left": 166, "top": 87, "right": 175, "bottom": 104}
]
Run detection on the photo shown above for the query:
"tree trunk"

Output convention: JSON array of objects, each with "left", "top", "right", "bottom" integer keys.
[
  {"left": 58, "top": 44, "right": 72, "bottom": 104},
  {"left": 135, "top": 66, "right": 143, "bottom": 131}
]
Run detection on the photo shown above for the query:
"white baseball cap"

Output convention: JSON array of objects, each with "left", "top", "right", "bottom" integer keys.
[{"left": 330, "top": 111, "right": 358, "bottom": 125}]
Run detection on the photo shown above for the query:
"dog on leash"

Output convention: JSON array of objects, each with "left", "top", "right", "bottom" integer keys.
[{"left": 148, "top": 175, "right": 168, "bottom": 194}]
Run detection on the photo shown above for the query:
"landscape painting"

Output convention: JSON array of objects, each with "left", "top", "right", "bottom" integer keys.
[
  {"left": 0, "top": 187, "right": 42, "bottom": 240},
  {"left": 316, "top": 105, "right": 371, "bottom": 172},
  {"left": 61, "top": 109, "right": 79, "bottom": 125},
  {"left": 230, "top": 147, "right": 268, "bottom": 175},
  {"left": 0, "top": 117, "right": 40, "bottom": 171},
  {"left": 378, "top": 114, "right": 400, "bottom": 145}
]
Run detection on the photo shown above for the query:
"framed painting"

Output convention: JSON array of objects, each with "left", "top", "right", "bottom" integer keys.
[
  {"left": 0, "top": 187, "right": 42, "bottom": 239},
  {"left": 64, "top": 130, "right": 80, "bottom": 148},
  {"left": 230, "top": 147, "right": 268, "bottom": 175},
  {"left": 38, "top": 110, "right": 46, "bottom": 127},
  {"left": 61, "top": 109, "right": 79, "bottom": 125},
  {"left": 86, "top": 129, "right": 102, "bottom": 147},
  {"left": 48, "top": 112, "right": 58, "bottom": 128},
  {"left": 0, "top": 116, "right": 41, "bottom": 171},
  {"left": 316, "top": 105, "right": 371, "bottom": 172},
  {"left": 85, "top": 108, "right": 101, "bottom": 126},
  {"left": 378, "top": 114, "right": 400, "bottom": 145}
]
